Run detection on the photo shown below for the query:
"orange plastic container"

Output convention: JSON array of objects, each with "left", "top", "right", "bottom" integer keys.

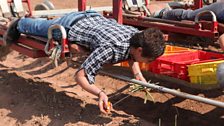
[
  {"left": 120, "top": 61, "right": 150, "bottom": 71},
  {"left": 164, "top": 45, "right": 194, "bottom": 55}
]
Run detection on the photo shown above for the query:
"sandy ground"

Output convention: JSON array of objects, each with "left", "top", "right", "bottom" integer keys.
[{"left": 0, "top": 0, "right": 224, "bottom": 126}]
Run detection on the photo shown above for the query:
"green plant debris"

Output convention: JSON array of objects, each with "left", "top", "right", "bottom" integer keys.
[{"left": 129, "top": 80, "right": 158, "bottom": 104}]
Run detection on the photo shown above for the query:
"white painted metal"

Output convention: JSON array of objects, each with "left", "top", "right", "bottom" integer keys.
[
  {"left": 0, "top": 0, "right": 11, "bottom": 17},
  {"left": 136, "top": 0, "right": 143, "bottom": 7},
  {"left": 13, "top": 0, "right": 25, "bottom": 17},
  {"left": 126, "top": 0, "right": 134, "bottom": 7}
]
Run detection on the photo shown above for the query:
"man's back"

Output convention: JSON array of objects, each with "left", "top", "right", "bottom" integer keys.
[{"left": 68, "top": 16, "right": 139, "bottom": 63}]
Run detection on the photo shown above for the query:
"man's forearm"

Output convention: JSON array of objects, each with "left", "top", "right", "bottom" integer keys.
[
  {"left": 75, "top": 69, "right": 110, "bottom": 114},
  {"left": 219, "top": 34, "right": 224, "bottom": 51},
  {"left": 128, "top": 60, "right": 147, "bottom": 82},
  {"left": 129, "top": 60, "right": 142, "bottom": 76},
  {"left": 75, "top": 69, "right": 101, "bottom": 96}
]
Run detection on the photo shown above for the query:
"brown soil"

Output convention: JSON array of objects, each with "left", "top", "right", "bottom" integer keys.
[{"left": 0, "top": 0, "right": 224, "bottom": 126}]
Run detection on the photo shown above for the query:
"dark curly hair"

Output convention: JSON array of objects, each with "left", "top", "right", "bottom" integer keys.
[{"left": 130, "top": 28, "right": 165, "bottom": 59}]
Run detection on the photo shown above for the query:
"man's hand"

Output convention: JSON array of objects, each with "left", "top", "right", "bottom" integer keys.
[
  {"left": 128, "top": 61, "right": 147, "bottom": 83},
  {"left": 75, "top": 69, "right": 112, "bottom": 114},
  {"left": 134, "top": 72, "right": 147, "bottom": 83},
  {"left": 98, "top": 91, "right": 112, "bottom": 114}
]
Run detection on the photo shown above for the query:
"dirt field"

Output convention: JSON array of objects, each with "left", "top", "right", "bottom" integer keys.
[{"left": 0, "top": 0, "right": 224, "bottom": 126}]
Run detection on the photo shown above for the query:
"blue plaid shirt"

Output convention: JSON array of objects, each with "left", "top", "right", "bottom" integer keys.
[{"left": 68, "top": 16, "right": 139, "bottom": 84}]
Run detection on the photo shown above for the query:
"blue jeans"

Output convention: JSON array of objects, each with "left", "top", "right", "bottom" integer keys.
[
  {"left": 17, "top": 10, "right": 101, "bottom": 40},
  {"left": 162, "top": 2, "right": 224, "bottom": 23}
]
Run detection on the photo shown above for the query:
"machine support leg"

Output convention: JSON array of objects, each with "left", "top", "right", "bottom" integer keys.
[
  {"left": 78, "top": 0, "right": 86, "bottom": 11},
  {"left": 113, "top": 0, "right": 123, "bottom": 24}
]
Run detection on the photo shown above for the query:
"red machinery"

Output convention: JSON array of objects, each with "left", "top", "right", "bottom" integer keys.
[
  {"left": 105, "top": 0, "right": 223, "bottom": 52},
  {"left": 0, "top": 0, "right": 223, "bottom": 58}
]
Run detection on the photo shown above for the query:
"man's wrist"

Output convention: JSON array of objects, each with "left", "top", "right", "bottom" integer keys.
[
  {"left": 98, "top": 90, "right": 105, "bottom": 97},
  {"left": 134, "top": 72, "right": 142, "bottom": 78}
]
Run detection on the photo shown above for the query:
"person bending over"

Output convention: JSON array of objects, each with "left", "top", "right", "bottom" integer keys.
[{"left": 1, "top": 10, "right": 165, "bottom": 113}]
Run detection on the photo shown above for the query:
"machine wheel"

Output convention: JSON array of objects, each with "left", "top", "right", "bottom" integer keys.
[
  {"left": 34, "top": 1, "right": 55, "bottom": 11},
  {"left": 43, "top": 0, "right": 55, "bottom": 10}
]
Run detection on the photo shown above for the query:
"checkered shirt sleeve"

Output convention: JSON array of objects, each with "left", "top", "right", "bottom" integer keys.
[{"left": 79, "top": 45, "right": 114, "bottom": 84}]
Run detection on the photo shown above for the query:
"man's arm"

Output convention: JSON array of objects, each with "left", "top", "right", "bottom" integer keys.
[
  {"left": 74, "top": 45, "right": 114, "bottom": 114},
  {"left": 75, "top": 69, "right": 109, "bottom": 114},
  {"left": 128, "top": 60, "right": 147, "bottom": 82},
  {"left": 219, "top": 33, "right": 224, "bottom": 51}
]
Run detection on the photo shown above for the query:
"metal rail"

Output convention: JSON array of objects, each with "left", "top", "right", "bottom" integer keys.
[
  {"left": 123, "top": 13, "right": 196, "bottom": 28},
  {"left": 100, "top": 71, "right": 224, "bottom": 108}
]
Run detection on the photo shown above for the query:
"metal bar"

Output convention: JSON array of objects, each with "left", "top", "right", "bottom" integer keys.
[
  {"left": 18, "top": 36, "right": 46, "bottom": 50},
  {"left": 0, "top": 0, "right": 11, "bottom": 17},
  {"left": 26, "top": 0, "right": 32, "bottom": 16},
  {"left": 78, "top": 0, "right": 86, "bottom": 11},
  {"left": 123, "top": 14, "right": 196, "bottom": 28},
  {"left": 145, "top": 0, "right": 149, "bottom": 6},
  {"left": 194, "top": 0, "right": 203, "bottom": 9},
  {"left": 124, "top": 19, "right": 218, "bottom": 38},
  {"left": 13, "top": 0, "right": 25, "bottom": 17},
  {"left": 10, "top": 44, "right": 46, "bottom": 58},
  {"left": 113, "top": 0, "right": 123, "bottom": 24},
  {"left": 0, "top": 38, "right": 46, "bottom": 58},
  {"left": 100, "top": 71, "right": 224, "bottom": 108}
]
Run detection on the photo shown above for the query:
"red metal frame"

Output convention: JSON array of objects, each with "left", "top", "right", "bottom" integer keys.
[
  {"left": 124, "top": 18, "right": 218, "bottom": 38},
  {"left": 78, "top": 0, "right": 86, "bottom": 11},
  {"left": 113, "top": 0, "right": 123, "bottom": 24},
  {"left": 0, "top": 0, "right": 74, "bottom": 58},
  {"left": 108, "top": 0, "right": 219, "bottom": 40},
  {"left": 0, "top": 29, "right": 46, "bottom": 58},
  {"left": 194, "top": 0, "right": 203, "bottom": 9},
  {"left": 0, "top": 0, "right": 221, "bottom": 58}
]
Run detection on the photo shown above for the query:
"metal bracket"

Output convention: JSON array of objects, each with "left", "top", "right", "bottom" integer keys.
[
  {"left": 195, "top": 10, "right": 217, "bottom": 23},
  {"left": 195, "top": 10, "right": 218, "bottom": 32}
]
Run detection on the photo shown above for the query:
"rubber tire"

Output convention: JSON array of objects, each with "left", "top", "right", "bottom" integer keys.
[
  {"left": 43, "top": 1, "right": 55, "bottom": 10},
  {"left": 34, "top": 3, "right": 50, "bottom": 10}
]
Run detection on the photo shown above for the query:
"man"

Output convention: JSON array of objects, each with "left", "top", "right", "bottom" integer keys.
[
  {"left": 154, "top": 2, "right": 224, "bottom": 22},
  {"left": 1, "top": 10, "right": 165, "bottom": 113}
]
